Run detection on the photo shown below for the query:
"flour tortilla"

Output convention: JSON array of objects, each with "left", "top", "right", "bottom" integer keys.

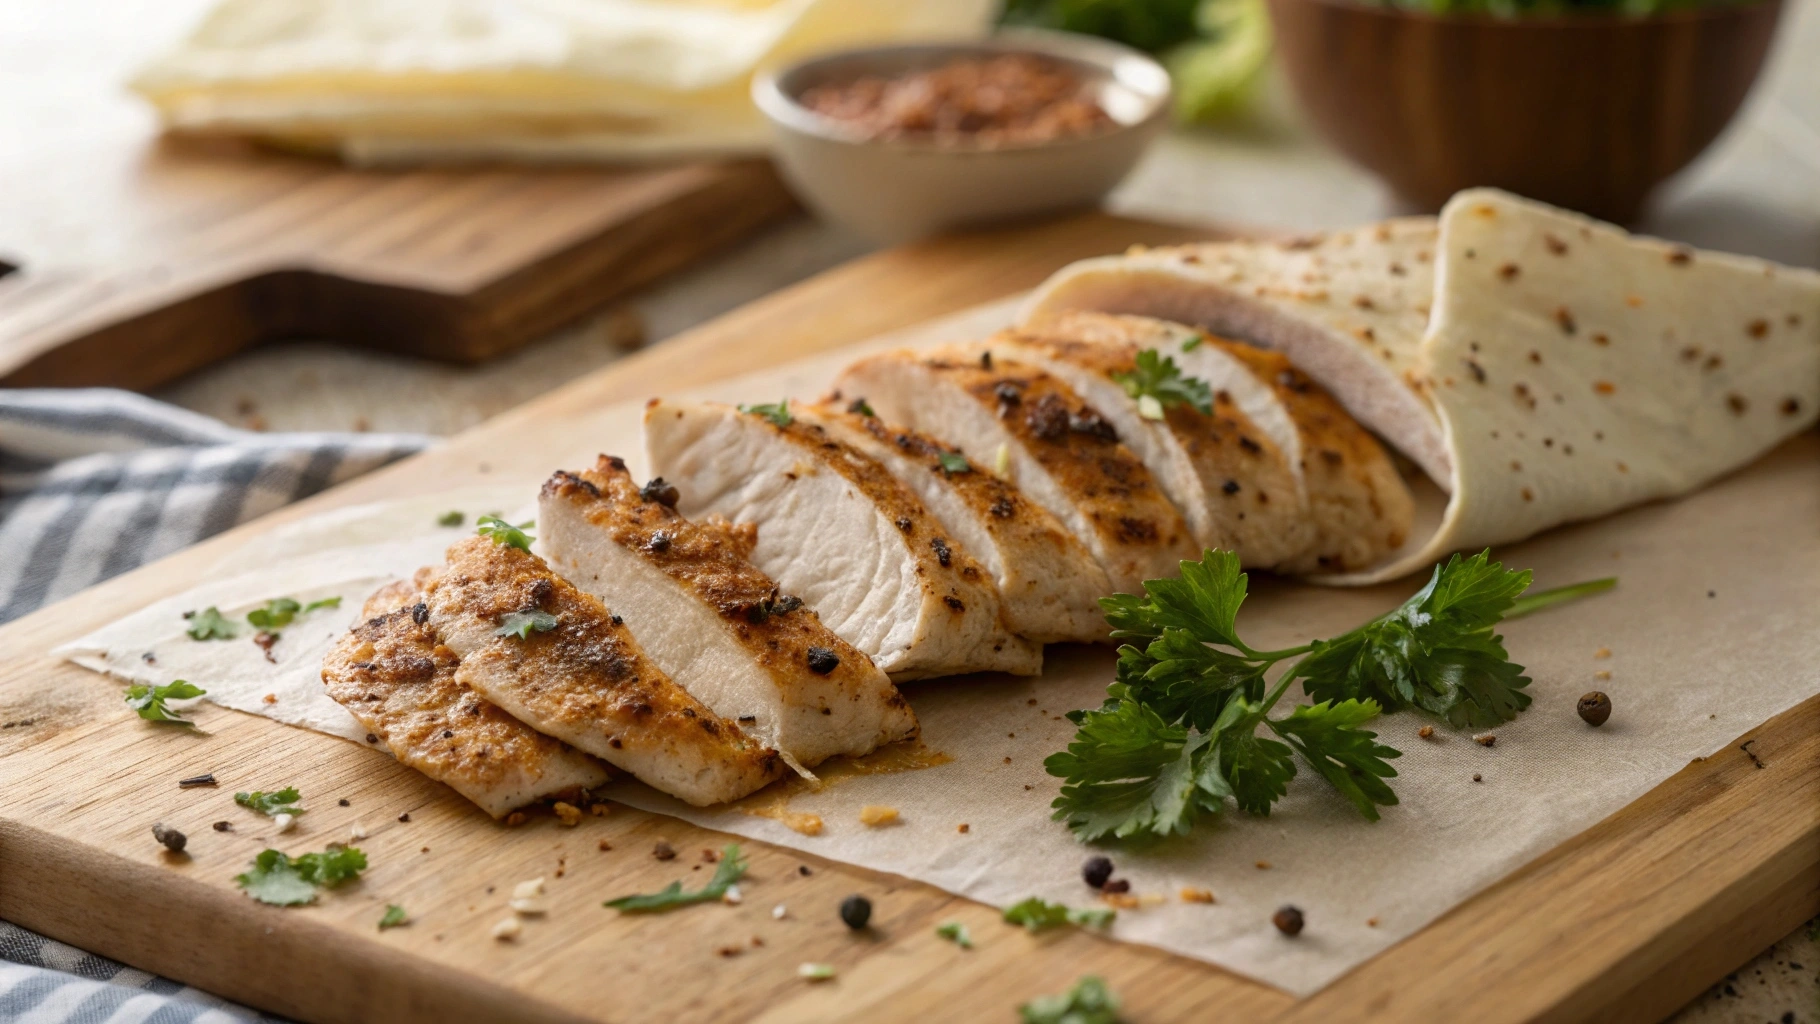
[
  {"left": 1328, "top": 188, "right": 1820, "bottom": 582},
  {"left": 132, "top": 0, "right": 994, "bottom": 158},
  {"left": 1017, "top": 216, "right": 1450, "bottom": 488}
]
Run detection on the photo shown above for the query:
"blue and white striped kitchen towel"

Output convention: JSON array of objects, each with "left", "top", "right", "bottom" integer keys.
[{"left": 0, "top": 388, "right": 432, "bottom": 1023}]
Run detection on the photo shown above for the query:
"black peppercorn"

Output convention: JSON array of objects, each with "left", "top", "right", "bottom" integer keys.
[
  {"left": 806, "top": 647, "right": 841, "bottom": 675},
  {"left": 1082, "top": 856, "right": 1113, "bottom": 889},
  {"left": 839, "top": 894, "right": 872, "bottom": 930},
  {"left": 1577, "top": 691, "right": 1612, "bottom": 727},
  {"left": 151, "top": 823, "right": 187, "bottom": 854},
  {"left": 640, "top": 477, "right": 680, "bottom": 508},
  {"left": 1272, "top": 905, "right": 1304, "bottom": 936}
]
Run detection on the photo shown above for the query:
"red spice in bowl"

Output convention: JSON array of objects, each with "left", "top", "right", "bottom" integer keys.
[{"left": 796, "top": 53, "right": 1115, "bottom": 148}]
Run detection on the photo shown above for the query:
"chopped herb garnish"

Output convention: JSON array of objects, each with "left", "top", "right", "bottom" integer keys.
[
  {"left": 234, "top": 846, "right": 367, "bottom": 906},
  {"left": 847, "top": 398, "right": 877, "bottom": 418},
  {"left": 235, "top": 788, "right": 305, "bottom": 818},
  {"left": 437, "top": 510, "right": 464, "bottom": 527},
  {"left": 184, "top": 607, "right": 238, "bottom": 641},
  {"left": 304, "top": 596, "right": 342, "bottom": 613},
  {"left": 606, "top": 843, "right": 747, "bottom": 912},
  {"left": 1048, "top": 550, "right": 1614, "bottom": 842},
  {"left": 246, "top": 598, "right": 300, "bottom": 630},
  {"left": 125, "top": 680, "right": 206, "bottom": 725},
  {"left": 378, "top": 904, "right": 408, "bottom": 930},
  {"left": 1002, "top": 897, "right": 1115, "bottom": 932},
  {"left": 935, "top": 921, "right": 974, "bottom": 948},
  {"left": 1020, "top": 975, "right": 1119, "bottom": 1024},
  {"left": 495, "top": 610, "right": 560, "bottom": 640},
  {"left": 476, "top": 516, "right": 535, "bottom": 551},
  {"left": 937, "top": 451, "right": 972, "bottom": 476},
  {"left": 1181, "top": 335, "right": 1204, "bottom": 352},
  {"left": 798, "top": 962, "right": 836, "bottom": 981},
  {"left": 1110, "top": 349, "right": 1214, "bottom": 418},
  {"left": 739, "top": 400, "right": 793, "bottom": 428}
]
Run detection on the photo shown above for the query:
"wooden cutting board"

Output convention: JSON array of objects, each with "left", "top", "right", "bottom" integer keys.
[{"left": 0, "top": 213, "right": 1812, "bottom": 1024}]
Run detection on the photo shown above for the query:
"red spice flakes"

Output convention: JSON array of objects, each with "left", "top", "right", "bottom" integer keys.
[
  {"left": 1726, "top": 393, "right": 1749, "bottom": 415},
  {"left": 1747, "top": 318, "right": 1770, "bottom": 338},
  {"left": 797, "top": 53, "right": 1114, "bottom": 148},
  {"left": 254, "top": 633, "right": 279, "bottom": 664},
  {"left": 1593, "top": 381, "right": 1616, "bottom": 395},
  {"left": 1498, "top": 262, "right": 1521, "bottom": 281},
  {"left": 957, "top": 823, "right": 970, "bottom": 834},
  {"left": 260, "top": 692, "right": 277, "bottom": 704}
]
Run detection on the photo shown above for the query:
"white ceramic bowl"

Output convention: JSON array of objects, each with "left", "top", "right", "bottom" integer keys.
[{"left": 753, "top": 31, "right": 1172, "bottom": 244}]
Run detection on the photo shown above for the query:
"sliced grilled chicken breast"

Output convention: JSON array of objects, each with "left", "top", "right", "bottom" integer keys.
[
  {"left": 832, "top": 349, "right": 1199, "bottom": 595},
  {"left": 801, "top": 405, "right": 1112, "bottom": 644},
  {"left": 422, "top": 536, "right": 785, "bottom": 807},
  {"left": 969, "top": 324, "right": 1311, "bottom": 569},
  {"left": 644, "top": 401, "right": 1043, "bottom": 680},
  {"left": 1018, "top": 311, "right": 1414, "bottom": 572},
  {"left": 322, "top": 578, "right": 610, "bottom": 819},
  {"left": 538, "top": 456, "right": 918, "bottom": 768}
]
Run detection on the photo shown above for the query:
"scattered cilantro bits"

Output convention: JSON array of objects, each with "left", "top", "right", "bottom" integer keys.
[
  {"left": 605, "top": 843, "right": 746, "bottom": 912},
  {"left": 936, "top": 451, "right": 972, "bottom": 475},
  {"left": 1049, "top": 549, "right": 1612, "bottom": 843},
  {"left": 183, "top": 607, "right": 237, "bottom": 641},
  {"left": 797, "top": 962, "right": 836, "bottom": 981},
  {"left": 437, "top": 510, "right": 465, "bottom": 527},
  {"left": 235, "top": 788, "right": 305, "bottom": 817},
  {"left": 738, "top": 400, "right": 793, "bottom": 428},
  {"left": 935, "top": 921, "right": 973, "bottom": 949},
  {"left": 1002, "top": 897, "right": 1114, "bottom": 932},
  {"left": 1020, "top": 975, "right": 1118, "bottom": 1024},
  {"left": 125, "top": 680, "right": 205, "bottom": 724},
  {"left": 846, "top": 397, "right": 877, "bottom": 418},
  {"left": 476, "top": 516, "right": 535, "bottom": 551},
  {"left": 379, "top": 904, "right": 409, "bottom": 930},
  {"left": 496, "top": 610, "right": 560, "bottom": 640},
  {"left": 1111, "top": 348, "right": 1214, "bottom": 418},
  {"left": 246, "top": 595, "right": 342, "bottom": 632},
  {"left": 235, "top": 846, "right": 367, "bottom": 906}
]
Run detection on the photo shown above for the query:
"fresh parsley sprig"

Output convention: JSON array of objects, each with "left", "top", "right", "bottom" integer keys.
[
  {"left": 605, "top": 843, "right": 746, "bottom": 912},
  {"left": 235, "top": 788, "right": 305, "bottom": 817},
  {"left": 477, "top": 516, "right": 535, "bottom": 551},
  {"left": 183, "top": 607, "right": 238, "bottom": 641},
  {"left": 739, "top": 400, "right": 793, "bottom": 428},
  {"left": 1047, "top": 550, "right": 1612, "bottom": 842},
  {"left": 124, "top": 680, "right": 206, "bottom": 724},
  {"left": 495, "top": 610, "right": 559, "bottom": 640},
  {"left": 1020, "top": 975, "right": 1119, "bottom": 1024},
  {"left": 1002, "top": 897, "right": 1115, "bottom": 932},
  {"left": 246, "top": 596, "right": 341, "bottom": 632},
  {"left": 1111, "top": 349, "right": 1214, "bottom": 420},
  {"left": 235, "top": 846, "right": 367, "bottom": 906}
]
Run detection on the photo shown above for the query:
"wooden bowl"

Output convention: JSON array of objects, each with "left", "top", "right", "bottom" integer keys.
[{"left": 1265, "top": 0, "right": 1784, "bottom": 222}]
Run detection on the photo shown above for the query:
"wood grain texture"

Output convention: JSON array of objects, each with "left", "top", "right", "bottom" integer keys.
[
  {"left": 0, "top": 213, "right": 1814, "bottom": 1024},
  {"left": 1264, "top": 0, "right": 1785, "bottom": 222},
  {"left": 0, "top": 139, "right": 796, "bottom": 391}
]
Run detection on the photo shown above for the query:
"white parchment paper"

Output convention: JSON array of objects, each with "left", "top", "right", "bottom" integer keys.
[{"left": 56, "top": 299, "right": 1820, "bottom": 995}]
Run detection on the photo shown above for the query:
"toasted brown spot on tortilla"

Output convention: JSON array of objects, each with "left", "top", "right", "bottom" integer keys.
[
  {"left": 1783, "top": 397, "right": 1803, "bottom": 416},
  {"left": 1667, "top": 248, "right": 1693, "bottom": 266},
  {"left": 1498, "top": 262, "right": 1520, "bottom": 281},
  {"left": 1591, "top": 332, "right": 1610, "bottom": 346},
  {"left": 1521, "top": 487, "right": 1534, "bottom": 502},
  {"left": 1544, "top": 233, "right": 1569, "bottom": 255},
  {"left": 1726, "top": 393, "right": 1749, "bottom": 415},
  {"left": 1554, "top": 308, "right": 1576, "bottom": 335},
  {"left": 1625, "top": 294, "right": 1643, "bottom": 308},
  {"left": 1466, "top": 359, "right": 1486, "bottom": 383},
  {"left": 1593, "top": 381, "right": 1616, "bottom": 395},
  {"left": 1747, "top": 318, "right": 1769, "bottom": 338}
]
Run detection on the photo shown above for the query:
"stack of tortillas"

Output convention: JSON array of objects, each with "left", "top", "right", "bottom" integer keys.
[
  {"left": 130, "top": 0, "right": 994, "bottom": 165},
  {"left": 1021, "top": 188, "right": 1820, "bottom": 584}
]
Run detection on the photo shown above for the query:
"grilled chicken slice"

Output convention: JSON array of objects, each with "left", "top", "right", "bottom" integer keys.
[
  {"left": 1014, "top": 312, "right": 1414, "bottom": 573},
  {"left": 801, "top": 405, "right": 1112, "bottom": 644},
  {"left": 538, "top": 457, "right": 918, "bottom": 768},
  {"left": 321, "top": 577, "right": 610, "bottom": 819},
  {"left": 831, "top": 349, "right": 1199, "bottom": 595},
  {"left": 644, "top": 401, "right": 1043, "bottom": 680},
  {"left": 422, "top": 536, "right": 785, "bottom": 806},
  {"left": 970, "top": 322, "right": 1311, "bottom": 569}
]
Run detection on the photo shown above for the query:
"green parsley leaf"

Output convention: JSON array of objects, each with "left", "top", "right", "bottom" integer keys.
[
  {"left": 738, "top": 400, "right": 792, "bottom": 428},
  {"left": 1045, "top": 699, "right": 1229, "bottom": 841},
  {"left": 124, "top": 680, "right": 206, "bottom": 725},
  {"left": 935, "top": 921, "right": 973, "bottom": 949},
  {"left": 937, "top": 451, "right": 971, "bottom": 475},
  {"left": 1213, "top": 696, "right": 1297, "bottom": 816},
  {"left": 378, "top": 904, "right": 408, "bottom": 930},
  {"left": 847, "top": 398, "right": 877, "bottom": 418},
  {"left": 184, "top": 606, "right": 238, "bottom": 641},
  {"left": 303, "top": 596, "right": 342, "bottom": 613},
  {"left": 1296, "top": 551, "right": 1534, "bottom": 728},
  {"left": 246, "top": 597, "right": 301, "bottom": 630},
  {"left": 1019, "top": 975, "right": 1119, "bottom": 1024},
  {"left": 606, "top": 843, "right": 746, "bottom": 912},
  {"left": 476, "top": 515, "right": 535, "bottom": 551},
  {"left": 1270, "top": 699, "right": 1400, "bottom": 820},
  {"left": 234, "top": 846, "right": 366, "bottom": 906},
  {"left": 1100, "top": 549, "right": 1246, "bottom": 648},
  {"left": 1110, "top": 349, "right": 1214, "bottom": 417},
  {"left": 798, "top": 962, "right": 836, "bottom": 981},
  {"left": 235, "top": 788, "right": 305, "bottom": 817},
  {"left": 1181, "top": 335, "right": 1204, "bottom": 352},
  {"left": 1002, "top": 897, "right": 1115, "bottom": 933},
  {"left": 437, "top": 510, "right": 465, "bottom": 527},
  {"left": 495, "top": 610, "right": 560, "bottom": 640}
]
